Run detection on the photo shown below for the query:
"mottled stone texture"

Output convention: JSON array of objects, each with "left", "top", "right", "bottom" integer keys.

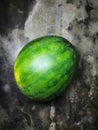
[{"left": 0, "top": 0, "right": 98, "bottom": 130}]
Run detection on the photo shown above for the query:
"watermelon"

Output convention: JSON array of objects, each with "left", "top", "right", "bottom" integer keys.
[{"left": 14, "top": 36, "right": 77, "bottom": 101}]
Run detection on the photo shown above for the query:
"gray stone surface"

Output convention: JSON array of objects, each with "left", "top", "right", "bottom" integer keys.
[{"left": 0, "top": 0, "right": 98, "bottom": 130}]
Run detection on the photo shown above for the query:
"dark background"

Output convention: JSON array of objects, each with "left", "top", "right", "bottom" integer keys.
[{"left": 0, "top": 0, "right": 98, "bottom": 130}]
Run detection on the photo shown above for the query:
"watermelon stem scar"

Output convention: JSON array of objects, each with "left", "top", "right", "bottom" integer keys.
[{"left": 14, "top": 35, "right": 78, "bottom": 102}]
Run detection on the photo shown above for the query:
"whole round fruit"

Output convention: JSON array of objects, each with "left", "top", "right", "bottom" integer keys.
[{"left": 14, "top": 36, "right": 77, "bottom": 101}]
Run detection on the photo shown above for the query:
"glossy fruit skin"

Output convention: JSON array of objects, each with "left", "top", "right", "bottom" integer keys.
[{"left": 14, "top": 36, "right": 77, "bottom": 101}]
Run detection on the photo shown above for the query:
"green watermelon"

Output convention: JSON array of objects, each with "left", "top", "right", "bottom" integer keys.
[{"left": 14, "top": 36, "right": 77, "bottom": 101}]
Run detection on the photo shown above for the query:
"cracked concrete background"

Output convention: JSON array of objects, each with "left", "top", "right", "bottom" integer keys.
[{"left": 0, "top": 0, "right": 98, "bottom": 130}]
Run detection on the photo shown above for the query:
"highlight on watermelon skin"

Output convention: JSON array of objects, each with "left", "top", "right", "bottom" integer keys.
[{"left": 14, "top": 35, "right": 78, "bottom": 102}]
